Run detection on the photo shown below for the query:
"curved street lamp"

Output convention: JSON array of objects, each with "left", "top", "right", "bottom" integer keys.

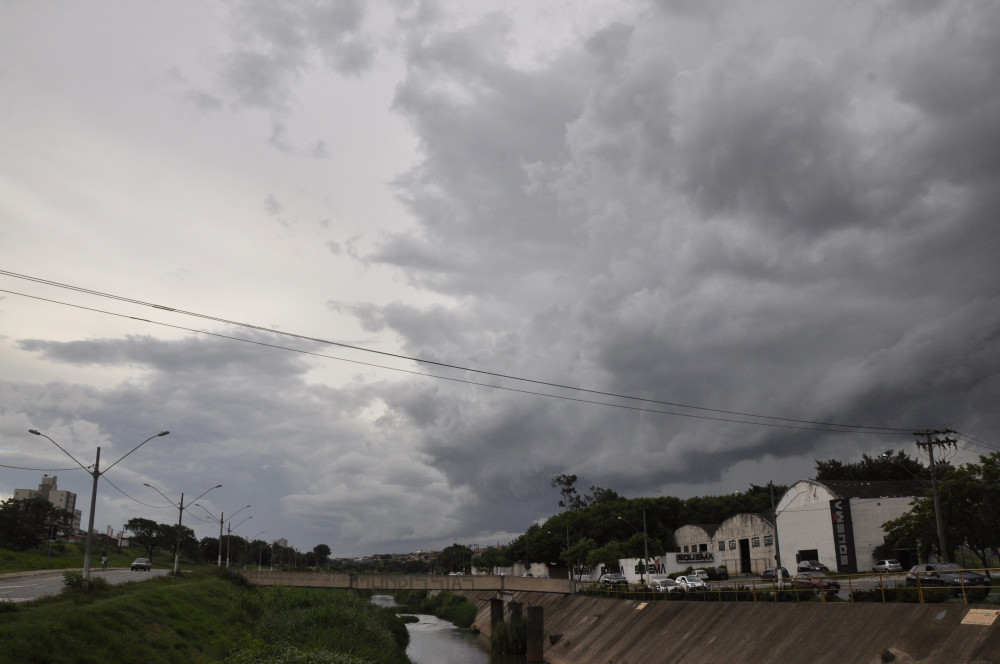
[
  {"left": 28, "top": 428, "right": 170, "bottom": 585},
  {"left": 195, "top": 503, "right": 251, "bottom": 566},
  {"left": 144, "top": 482, "right": 222, "bottom": 574},
  {"left": 226, "top": 514, "right": 253, "bottom": 568}
]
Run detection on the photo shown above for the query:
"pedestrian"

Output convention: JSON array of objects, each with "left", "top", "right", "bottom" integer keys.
[{"left": 101, "top": 554, "right": 108, "bottom": 571}]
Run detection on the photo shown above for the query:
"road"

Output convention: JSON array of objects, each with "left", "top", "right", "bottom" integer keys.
[{"left": 0, "top": 568, "right": 170, "bottom": 603}]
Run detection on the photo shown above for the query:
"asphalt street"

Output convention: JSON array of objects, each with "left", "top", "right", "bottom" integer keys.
[{"left": 0, "top": 567, "right": 169, "bottom": 603}]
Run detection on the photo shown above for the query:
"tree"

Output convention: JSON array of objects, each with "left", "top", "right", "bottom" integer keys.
[
  {"left": 313, "top": 544, "right": 331, "bottom": 567},
  {"left": 881, "top": 452, "right": 1000, "bottom": 566},
  {"left": 474, "top": 547, "right": 504, "bottom": 574},
  {"left": 586, "top": 541, "right": 624, "bottom": 575},
  {"left": 199, "top": 536, "right": 220, "bottom": 563},
  {"left": 815, "top": 450, "right": 930, "bottom": 482},
  {"left": 551, "top": 474, "right": 584, "bottom": 510},
  {"left": 126, "top": 517, "right": 162, "bottom": 559},
  {"left": 551, "top": 474, "right": 623, "bottom": 511},
  {"left": 438, "top": 543, "right": 473, "bottom": 574},
  {"left": 0, "top": 497, "right": 71, "bottom": 551},
  {"left": 560, "top": 537, "right": 596, "bottom": 580}
]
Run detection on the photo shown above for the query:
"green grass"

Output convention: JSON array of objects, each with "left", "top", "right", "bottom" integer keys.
[
  {"left": 0, "top": 542, "right": 220, "bottom": 574},
  {"left": 0, "top": 568, "right": 412, "bottom": 664}
]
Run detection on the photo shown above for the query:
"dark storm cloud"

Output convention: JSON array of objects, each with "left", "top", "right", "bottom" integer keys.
[{"left": 358, "top": 0, "right": 1000, "bottom": 529}]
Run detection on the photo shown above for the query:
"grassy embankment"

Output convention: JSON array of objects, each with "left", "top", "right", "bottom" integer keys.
[
  {"left": 0, "top": 568, "right": 411, "bottom": 664},
  {"left": 0, "top": 542, "right": 216, "bottom": 574}
]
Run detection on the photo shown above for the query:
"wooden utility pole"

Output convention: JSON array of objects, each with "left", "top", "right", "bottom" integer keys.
[{"left": 914, "top": 430, "right": 957, "bottom": 563}]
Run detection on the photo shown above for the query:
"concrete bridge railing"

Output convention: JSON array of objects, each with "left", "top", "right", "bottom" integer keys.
[{"left": 238, "top": 570, "right": 573, "bottom": 595}]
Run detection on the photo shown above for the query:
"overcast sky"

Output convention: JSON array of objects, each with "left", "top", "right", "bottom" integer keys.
[{"left": 2, "top": 0, "right": 998, "bottom": 557}]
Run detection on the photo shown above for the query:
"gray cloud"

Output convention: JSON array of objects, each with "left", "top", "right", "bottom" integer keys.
[{"left": 360, "top": 0, "right": 1000, "bottom": 517}]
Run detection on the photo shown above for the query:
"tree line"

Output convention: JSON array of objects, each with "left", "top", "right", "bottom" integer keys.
[{"left": 0, "top": 503, "right": 332, "bottom": 569}]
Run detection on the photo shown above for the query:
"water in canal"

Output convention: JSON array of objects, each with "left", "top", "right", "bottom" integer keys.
[{"left": 371, "top": 595, "right": 524, "bottom": 664}]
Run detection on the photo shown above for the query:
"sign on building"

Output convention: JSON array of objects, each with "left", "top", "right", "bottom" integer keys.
[{"left": 829, "top": 498, "right": 857, "bottom": 573}]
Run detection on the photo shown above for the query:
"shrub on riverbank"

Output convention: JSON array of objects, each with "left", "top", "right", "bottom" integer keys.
[
  {"left": 490, "top": 618, "right": 527, "bottom": 654},
  {"left": 0, "top": 569, "right": 411, "bottom": 664},
  {"left": 392, "top": 589, "right": 478, "bottom": 628}
]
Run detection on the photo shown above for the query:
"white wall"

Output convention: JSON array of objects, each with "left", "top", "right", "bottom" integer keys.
[
  {"left": 850, "top": 496, "right": 916, "bottom": 570},
  {"left": 775, "top": 480, "right": 838, "bottom": 571}
]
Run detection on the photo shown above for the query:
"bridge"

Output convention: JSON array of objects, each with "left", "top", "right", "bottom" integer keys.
[{"left": 238, "top": 570, "right": 573, "bottom": 595}]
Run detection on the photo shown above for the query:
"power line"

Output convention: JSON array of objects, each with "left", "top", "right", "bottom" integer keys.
[
  {"left": 0, "top": 463, "right": 84, "bottom": 472},
  {"left": 0, "top": 269, "right": 937, "bottom": 435},
  {"left": 1, "top": 287, "right": 914, "bottom": 436}
]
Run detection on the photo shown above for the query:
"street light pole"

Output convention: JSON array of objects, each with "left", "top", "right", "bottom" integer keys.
[
  {"left": 196, "top": 503, "right": 250, "bottom": 566},
  {"left": 227, "top": 515, "right": 253, "bottom": 567},
  {"left": 29, "top": 428, "right": 169, "bottom": 586},
  {"left": 145, "top": 483, "right": 221, "bottom": 575}
]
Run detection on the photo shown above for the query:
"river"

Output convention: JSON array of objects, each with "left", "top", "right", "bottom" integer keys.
[{"left": 371, "top": 595, "right": 524, "bottom": 664}]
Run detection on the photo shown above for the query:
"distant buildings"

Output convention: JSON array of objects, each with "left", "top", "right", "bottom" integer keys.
[{"left": 12, "top": 474, "right": 83, "bottom": 534}]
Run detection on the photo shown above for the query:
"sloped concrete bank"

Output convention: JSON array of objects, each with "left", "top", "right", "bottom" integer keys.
[{"left": 459, "top": 590, "right": 1000, "bottom": 664}]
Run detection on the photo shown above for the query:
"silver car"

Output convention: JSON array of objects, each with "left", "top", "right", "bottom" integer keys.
[
  {"left": 647, "top": 578, "right": 679, "bottom": 592},
  {"left": 874, "top": 559, "right": 902, "bottom": 573},
  {"left": 676, "top": 575, "right": 706, "bottom": 590}
]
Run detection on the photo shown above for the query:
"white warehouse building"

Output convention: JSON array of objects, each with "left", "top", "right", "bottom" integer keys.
[{"left": 775, "top": 479, "right": 924, "bottom": 573}]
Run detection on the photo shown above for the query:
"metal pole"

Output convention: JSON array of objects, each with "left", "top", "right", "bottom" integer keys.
[
  {"left": 217, "top": 512, "right": 224, "bottom": 566},
  {"left": 174, "top": 492, "right": 184, "bottom": 575},
  {"left": 642, "top": 508, "right": 649, "bottom": 582},
  {"left": 926, "top": 442, "right": 948, "bottom": 563},
  {"left": 82, "top": 447, "right": 101, "bottom": 584},
  {"left": 771, "top": 482, "right": 783, "bottom": 583}
]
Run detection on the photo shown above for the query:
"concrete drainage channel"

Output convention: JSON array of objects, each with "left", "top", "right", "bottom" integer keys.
[{"left": 460, "top": 590, "right": 1000, "bottom": 664}]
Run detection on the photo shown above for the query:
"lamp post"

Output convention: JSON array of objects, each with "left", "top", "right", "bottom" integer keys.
[
  {"left": 144, "top": 482, "right": 222, "bottom": 575},
  {"left": 196, "top": 503, "right": 250, "bottom": 566},
  {"left": 618, "top": 510, "right": 649, "bottom": 582},
  {"left": 248, "top": 531, "right": 265, "bottom": 570},
  {"left": 28, "top": 428, "right": 169, "bottom": 585},
  {"left": 227, "top": 515, "right": 253, "bottom": 567}
]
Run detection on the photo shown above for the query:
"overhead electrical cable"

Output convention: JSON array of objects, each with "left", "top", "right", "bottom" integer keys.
[
  {"left": 0, "top": 269, "right": 927, "bottom": 435},
  {"left": 4, "top": 288, "right": 904, "bottom": 435}
]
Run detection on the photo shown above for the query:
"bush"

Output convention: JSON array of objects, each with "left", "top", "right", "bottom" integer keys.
[{"left": 491, "top": 619, "right": 527, "bottom": 654}]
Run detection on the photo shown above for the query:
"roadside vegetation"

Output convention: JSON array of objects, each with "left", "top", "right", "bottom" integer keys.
[{"left": 0, "top": 568, "right": 411, "bottom": 664}]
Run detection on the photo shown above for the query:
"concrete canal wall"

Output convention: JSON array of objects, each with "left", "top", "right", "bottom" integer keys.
[{"left": 460, "top": 590, "right": 1000, "bottom": 663}]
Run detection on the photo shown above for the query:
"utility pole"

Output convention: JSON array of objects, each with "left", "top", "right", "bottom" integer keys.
[
  {"left": 914, "top": 430, "right": 957, "bottom": 563},
  {"left": 770, "top": 482, "right": 783, "bottom": 581}
]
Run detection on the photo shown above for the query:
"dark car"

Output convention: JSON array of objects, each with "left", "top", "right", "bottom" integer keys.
[
  {"left": 130, "top": 557, "right": 151, "bottom": 571},
  {"left": 797, "top": 560, "right": 829, "bottom": 572},
  {"left": 905, "top": 563, "right": 990, "bottom": 589},
  {"left": 706, "top": 566, "right": 729, "bottom": 581},
  {"left": 792, "top": 572, "right": 840, "bottom": 590},
  {"left": 599, "top": 573, "right": 628, "bottom": 586},
  {"left": 761, "top": 567, "right": 789, "bottom": 581}
]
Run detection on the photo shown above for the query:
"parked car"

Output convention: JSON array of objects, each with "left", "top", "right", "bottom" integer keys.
[
  {"left": 792, "top": 572, "right": 840, "bottom": 590},
  {"left": 130, "top": 557, "right": 151, "bottom": 571},
  {"left": 691, "top": 569, "right": 710, "bottom": 581},
  {"left": 905, "top": 564, "right": 990, "bottom": 589},
  {"left": 706, "top": 566, "right": 729, "bottom": 581},
  {"left": 599, "top": 573, "right": 628, "bottom": 587},
  {"left": 797, "top": 560, "right": 829, "bottom": 572},
  {"left": 761, "top": 567, "right": 790, "bottom": 581},
  {"left": 676, "top": 575, "right": 706, "bottom": 590},
  {"left": 647, "top": 578, "right": 679, "bottom": 593},
  {"left": 874, "top": 559, "right": 903, "bottom": 573}
]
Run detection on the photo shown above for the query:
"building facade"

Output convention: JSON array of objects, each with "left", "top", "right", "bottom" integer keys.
[
  {"left": 775, "top": 479, "right": 922, "bottom": 573},
  {"left": 712, "top": 513, "right": 777, "bottom": 575},
  {"left": 13, "top": 474, "right": 81, "bottom": 533}
]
